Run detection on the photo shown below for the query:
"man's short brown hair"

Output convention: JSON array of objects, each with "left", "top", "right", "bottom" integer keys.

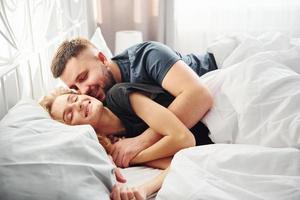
[{"left": 51, "top": 38, "right": 95, "bottom": 78}]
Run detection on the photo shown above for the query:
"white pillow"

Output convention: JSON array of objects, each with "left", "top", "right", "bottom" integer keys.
[
  {"left": 91, "top": 27, "right": 113, "bottom": 58},
  {"left": 0, "top": 99, "right": 115, "bottom": 200}
]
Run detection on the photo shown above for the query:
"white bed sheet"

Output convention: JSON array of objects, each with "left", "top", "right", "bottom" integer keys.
[{"left": 157, "top": 144, "right": 300, "bottom": 200}]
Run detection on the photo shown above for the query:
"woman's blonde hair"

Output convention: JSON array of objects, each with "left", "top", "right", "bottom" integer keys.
[
  {"left": 39, "top": 87, "right": 75, "bottom": 120},
  {"left": 39, "top": 87, "right": 113, "bottom": 153}
]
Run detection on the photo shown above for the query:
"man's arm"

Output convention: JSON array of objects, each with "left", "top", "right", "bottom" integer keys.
[
  {"left": 143, "top": 157, "right": 172, "bottom": 169},
  {"left": 112, "top": 91, "right": 196, "bottom": 166},
  {"left": 111, "top": 60, "right": 212, "bottom": 167},
  {"left": 110, "top": 128, "right": 162, "bottom": 167},
  {"left": 162, "top": 60, "right": 213, "bottom": 128}
]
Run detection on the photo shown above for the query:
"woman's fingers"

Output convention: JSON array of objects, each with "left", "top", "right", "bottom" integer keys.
[
  {"left": 133, "top": 187, "right": 146, "bottom": 200},
  {"left": 120, "top": 186, "right": 133, "bottom": 200},
  {"left": 127, "top": 189, "right": 135, "bottom": 200},
  {"left": 111, "top": 184, "right": 141, "bottom": 200},
  {"left": 115, "top": 168, "right": 127, "bottom": 183},
  {"left": 111, "top": 184, "right": 121, "bottom": 200}
]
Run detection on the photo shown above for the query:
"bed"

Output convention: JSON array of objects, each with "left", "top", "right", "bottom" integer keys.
[{"left": 1, "top": 26, "right": 300, "bottom": 200}]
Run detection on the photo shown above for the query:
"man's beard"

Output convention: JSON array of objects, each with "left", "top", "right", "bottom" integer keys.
[{"left": 103, "top": 70, "right": 116, "bottom": 93}]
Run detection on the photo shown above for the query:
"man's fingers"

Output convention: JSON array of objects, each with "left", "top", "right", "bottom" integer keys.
[
  {"left": 110, "top": 139, "right": 139, "bottom": 168},
  {"left": 109, "top": 144, "right": 116, "bottom": 155},
  {"left": 122, "top": 155, "right": 130, "bottom": 168},
  {"left": 115, "top": 151, "right": 124, "bottom": 167},
  {"left": 112, "top": 147, "right": 119, "bottom": 164}
]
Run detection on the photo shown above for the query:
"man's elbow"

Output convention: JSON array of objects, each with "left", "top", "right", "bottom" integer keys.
[
  {"left": 179, "top": 132, "right": 196, "bottom": 148},
  {"left": 195, "top": 85, "right": 213, "bottom": 112},
  {"left": 204, "top": 88, "right": 213, "bottom": 111}
]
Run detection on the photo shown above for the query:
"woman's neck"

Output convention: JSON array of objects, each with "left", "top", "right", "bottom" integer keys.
[{"left": 95, "top": 107, "right": 125, "bottom": 136}]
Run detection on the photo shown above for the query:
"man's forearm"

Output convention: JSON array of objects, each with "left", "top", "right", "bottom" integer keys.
[
  {"left": 131, "top": 131, "right": 194, "bottom": 164},
  {"left": 167, "top": 86, "right": 213, "bottom": 128},
  {"left": 137, "top": 128, "right": 163, "bottom": 149}
]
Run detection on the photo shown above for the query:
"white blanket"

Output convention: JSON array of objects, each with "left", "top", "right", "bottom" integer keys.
[
  {"left": 157, "top": 144, "right": 300, "bottom": 200},
  {"left": 156, "top": 33, "right": 300, "bottom": 200},
  {"left": 202, "top": 33, "right": 300, "bottom": 148}
]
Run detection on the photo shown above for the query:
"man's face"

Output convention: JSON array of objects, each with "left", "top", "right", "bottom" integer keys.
[{"left": 60, "top": 47, "right": 115, "bottom": 101}]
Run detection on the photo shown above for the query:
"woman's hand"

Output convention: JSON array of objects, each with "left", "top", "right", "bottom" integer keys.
[{"left": 110, "top": 183, "right": 146, "bottom": 200}]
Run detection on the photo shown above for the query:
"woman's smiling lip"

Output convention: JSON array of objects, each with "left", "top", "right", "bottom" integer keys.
[
  {"left": 84, "top": 101, "right": 89, "bottom": 117},
  {"left": 85, "top": 101, "right": 92, "bottom": 117}
]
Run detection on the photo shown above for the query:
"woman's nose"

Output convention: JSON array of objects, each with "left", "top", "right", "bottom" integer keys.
[{"left": 71, "top": 100, "right": 82, "bottom": 111}]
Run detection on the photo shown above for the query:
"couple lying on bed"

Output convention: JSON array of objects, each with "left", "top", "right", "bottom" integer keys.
[{"left": 39, "top": 38, "right": 218, "bottom": 199}]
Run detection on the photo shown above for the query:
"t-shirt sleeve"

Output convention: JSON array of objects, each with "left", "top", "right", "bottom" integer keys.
[
  {"left": 105, "top": 83, "right": 166, "bottom": 115},
  {"left": 133, "top": 41, "right": 181, "bottom": 85},
  {"left": 104, "top": 83, "right": 167, "bottom": 137}
]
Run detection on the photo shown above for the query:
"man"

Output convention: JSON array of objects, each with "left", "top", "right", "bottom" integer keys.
[{"left": 51, "top": 39, "right": 217, "bottom": 168}]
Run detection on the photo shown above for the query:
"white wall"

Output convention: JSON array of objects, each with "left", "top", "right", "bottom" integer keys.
[{"left": 173, "top": 0, "right": 300, "bottom": 54}]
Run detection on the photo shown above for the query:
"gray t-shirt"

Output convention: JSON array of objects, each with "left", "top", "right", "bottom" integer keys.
[
  {"left": 105, "top": 83, "right": 213, "bottom": 146},
  {"left": 111, "top": 41, "right": 217, "bottom": 86}
]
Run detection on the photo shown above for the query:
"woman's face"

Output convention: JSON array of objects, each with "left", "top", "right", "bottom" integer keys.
[{"left": 51, "top": 93, "right": 104, "bottom": 129}]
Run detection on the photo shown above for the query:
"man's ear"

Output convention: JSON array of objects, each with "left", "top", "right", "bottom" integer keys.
[{"left": 98, "top": 52, "right": 107, "bottom": 64}]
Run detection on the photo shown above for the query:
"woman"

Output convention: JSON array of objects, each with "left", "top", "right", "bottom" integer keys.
[{"left": 40, "top": 83, "right": 212, "bottom": 168}]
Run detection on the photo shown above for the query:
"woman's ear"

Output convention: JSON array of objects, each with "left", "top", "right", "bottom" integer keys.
[{"left": 98, "top": 52, "right": 107, "bottom": 63}]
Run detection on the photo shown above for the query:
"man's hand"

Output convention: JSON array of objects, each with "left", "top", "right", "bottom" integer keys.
[{"left": 110, "top": 137, "right": 144, "bottom": 168}]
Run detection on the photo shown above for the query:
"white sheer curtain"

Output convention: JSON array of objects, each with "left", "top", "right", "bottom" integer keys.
[
  {"left": 0, "top": 0, "right": 96, "bottom": 99},
  {"left": 172, "top": 0, "right": 300, "bottom": 54}
]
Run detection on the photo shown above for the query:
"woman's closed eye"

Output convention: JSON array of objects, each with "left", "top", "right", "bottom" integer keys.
[{"left": 71, "top": 94, "right": 78, "bottom": 102}]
